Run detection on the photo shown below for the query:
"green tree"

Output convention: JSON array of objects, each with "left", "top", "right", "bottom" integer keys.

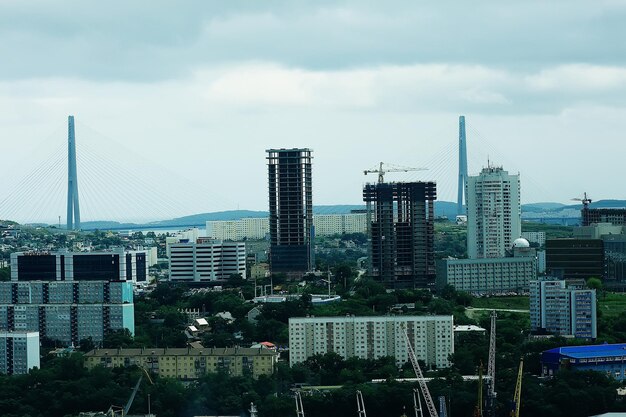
[
  {"left": 78, "top": 337, "right": 95, "bottom": 353},
  {"left": 103, "top": 329, "right": 135, "bottom": 348},
  {"left": 587, "top": 277, "right": 603, "bottom": 291}
]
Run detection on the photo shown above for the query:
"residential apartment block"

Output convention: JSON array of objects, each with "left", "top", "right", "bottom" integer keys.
[
  {"left": 0, "top": 331, "right": 40, "bottom": 375},
  {"left": 521, "top": 231, "right": 546, "bottom": 247},
  {"left": 288, "top": 315, "right": 454, "bottom": 369},
  {"left": 466, "top": 166, "right": 521, "bottom": 259},
  {"left": 530, "top": 278, "right": 597, "bottom": 339},
  {"left": 84, "top": 347, "right": 277, "bottom": 380},
  {"left": 206, "top": 214, "right": 367, "bottom": 241},
  {"left": 312, "top": 214, "right": 367, "bottom": 236},
  {"left": 436, "top": 256, "right": 535, "bottom": 295},
  {"left": 169, "top": 241, "right": 246, "bottom": 282},
  {"left": 0, "top": 280, "right": 134, "bottom": 346},
  {"left": 11, "top": 249, "right": 148, "bottom": 283},
  {"left": 206, "top": 218, "right": 270, "bottom": 241}
]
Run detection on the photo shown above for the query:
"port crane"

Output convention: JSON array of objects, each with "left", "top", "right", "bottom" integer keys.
[
  {"left": 402, "top": 324, "right": 439, "bottom": 417},
  {"left": 510, "top": 358, "right": 524, "bottom": 417},
  {"left": 364, "top": 162, "right": 427, "bottom": 184},
  {"left": 295, "top": 390, "right": 305, "bottom": 417},
  {"left": 473, "top": 363, "right": 484, "bottom": 417},
  {"left": 356, "top": 390, "right": 368, "bottom": 417},
  {"left": 412, "top": 388, "right": 424, "bottom": 417},
  {"left": 485, "top": 311, "right": 497, "bottom": 417}
]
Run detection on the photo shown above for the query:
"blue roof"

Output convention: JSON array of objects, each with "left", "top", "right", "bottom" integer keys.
[{"left": 544, "top": 343, "right": 626, "bottom": 359}]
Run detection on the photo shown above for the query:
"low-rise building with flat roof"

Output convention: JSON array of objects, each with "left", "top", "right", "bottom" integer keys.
[
  {"left": 436, "top": 256, "right": 535, "bottom": 295},
  {"left": 541, "top": 343, "right": 626, "bottom": 381},
  {"left": 84, "top": 347, "right": 277, "bottom": 380}
]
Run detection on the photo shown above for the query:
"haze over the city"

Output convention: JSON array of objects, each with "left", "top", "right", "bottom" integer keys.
[{"left": 1, "top": 0, "right": 625, "bottom": 223}]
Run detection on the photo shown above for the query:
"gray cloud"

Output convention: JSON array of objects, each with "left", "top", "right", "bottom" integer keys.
[
  {"left": 1, "top": 1, "right": 626, "bottom": 81},
  {"left": 0, "top": 1, "right": 625, "bottom": 223}
]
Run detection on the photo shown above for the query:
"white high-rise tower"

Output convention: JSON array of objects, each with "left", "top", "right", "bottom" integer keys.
[{"left": 466, "top": 165, "right": 521, "bottom": 259}]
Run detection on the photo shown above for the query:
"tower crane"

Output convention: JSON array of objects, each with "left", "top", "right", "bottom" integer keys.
[
  {"left": 485, "top": 311, "right": 497, "bottom": 417},
  {"left": 364, "top": 162, "right": 427, "bottom": 184},
  {"left": 402, "top": 324, "right": 439, "bottom": 417},
  {"left": 295, "top": 390, "right": 305, "bottom": 417},
  {"left": 356, "top": 390, "right": 368, "bottom": 417},
  {"left": 510, "top": 358, "right": 524, "bottom": 417},
  {"left": 572, "top": 192, "right": 592, "bottom": 208}
]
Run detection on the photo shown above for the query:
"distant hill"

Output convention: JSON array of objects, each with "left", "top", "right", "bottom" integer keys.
[
  {"left": 80, "top": 221, "right": 142, "bottom": 230},
  {"left": 521, "top": 202, "right": 567, "bottom": 213},
  {"left": 147, "top": 210, "right": 269, "bottom": 227},
  {"left": 68, "top": 199, "right": 626, "bottom": 231},
  {"left": 561, "top": 199, "right": 626, "bottom": 211},
  {"left": 522, "top": 200, "right": 626, "bottom": 216}
]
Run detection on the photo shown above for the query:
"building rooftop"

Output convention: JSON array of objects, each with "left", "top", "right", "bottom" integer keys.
[
  {"left": 265, "top": 148, "right": 312, "bottom": 152},
  {"left": 454, "top": 325, "right": 487, "bottom": 332},
  {"left": 544, "top": 343, "right": 626, "bottom": 359},
  {"left": 194, "top": 318, "right": 209, "bottom": 327},
  {"left": 85, "top": 347, "right": 276, "bottom": 358},
  {"left": 590, "top": 413, "right": 626, "bottom": 417}
]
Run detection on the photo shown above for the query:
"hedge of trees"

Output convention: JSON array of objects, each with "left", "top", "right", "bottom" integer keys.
[{"left": 0, "top": 350, "right": 624, "bottom": 417}]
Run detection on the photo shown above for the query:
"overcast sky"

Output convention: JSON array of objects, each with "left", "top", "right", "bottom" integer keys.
[{"left": 1, "top": 1, "right": 625, "bottom": 223}]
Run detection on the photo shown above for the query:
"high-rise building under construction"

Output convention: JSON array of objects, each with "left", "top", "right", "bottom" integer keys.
[
  {"left": 267, "top": 148, "right": 314, "bottom": 275},
  {"left": 363, "top": 181, "right": 437, "bottom": 289}
]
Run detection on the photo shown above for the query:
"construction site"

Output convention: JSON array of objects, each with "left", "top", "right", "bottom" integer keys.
[{"left": 363, "top": 163, "right": 437, "bottom": 290}]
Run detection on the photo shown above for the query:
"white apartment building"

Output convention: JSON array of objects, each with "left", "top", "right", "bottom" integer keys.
[
  {"left": 436, "top": 256, "right": 535, "bottom": 295},
  {"left": 530, "top": 278, "right": 597, "bottom": 339},
  {"left": 206, "top": 218, "right": 269, "bottom": 241},
  {"left": 0, "top": 331, "right": 40, "bottom": 375},
  {"left": 206, "top": 214, "right": 367, "bottom": 241},
  {"left": 169, "top": 242, "right": 246, "bottom": 282},
  {"left": 288, "top": 315, "right": 454, "bottom": 369},
  {"left": 314, "top": 214, "right": 367, "bottom": 236},
  {"left": 522, "top": 231, "right": 546, "bottom": 247},
  {"left": 466, "top": 166, "right": 521, "bottom": 259}
]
